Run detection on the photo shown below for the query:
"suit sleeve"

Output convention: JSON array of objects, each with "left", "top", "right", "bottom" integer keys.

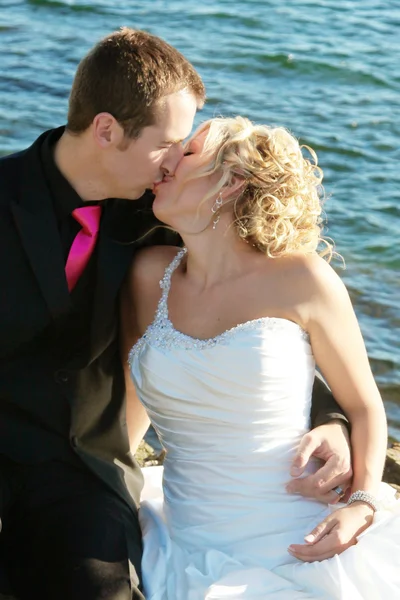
[{"left": 310, "top": 370, "right": 351, "bottom": 430}]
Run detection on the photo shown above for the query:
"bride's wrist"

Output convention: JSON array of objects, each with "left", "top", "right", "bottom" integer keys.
[
  {"left": 346, "top": 500, "right": 375, "bottom": 516},
  {"left": 347, "top": 490, "right": 380, "bottom": 513}
]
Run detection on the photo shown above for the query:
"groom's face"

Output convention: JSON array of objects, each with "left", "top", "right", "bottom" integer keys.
[{"left": 105, "top": 90, "right": 198, "bottom": 200}]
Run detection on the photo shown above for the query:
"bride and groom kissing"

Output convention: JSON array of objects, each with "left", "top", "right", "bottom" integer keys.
[{"left": 0, "top": 27, "right": 398, "bottom": 600}]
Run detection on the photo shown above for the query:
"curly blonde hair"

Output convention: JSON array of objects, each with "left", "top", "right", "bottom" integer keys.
[{"left": 188, "top": 116, "right": 333, "bottom": 259}]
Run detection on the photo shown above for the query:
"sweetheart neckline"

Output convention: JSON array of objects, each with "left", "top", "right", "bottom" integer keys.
[
  {"left": 163, "top": 314, "right": 309, "bottom": 346},
  {"left": 128, "top": 313, "right": 311, "bottom": 364}
]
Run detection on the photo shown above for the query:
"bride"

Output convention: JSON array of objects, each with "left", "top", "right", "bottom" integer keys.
[{"left": 120, "top": 116, "right": 400, "bottom": 598}]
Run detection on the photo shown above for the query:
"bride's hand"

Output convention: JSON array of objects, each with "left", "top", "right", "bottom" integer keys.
[{"left": 287, "top": 502, "right": 374, "bottom": 562}]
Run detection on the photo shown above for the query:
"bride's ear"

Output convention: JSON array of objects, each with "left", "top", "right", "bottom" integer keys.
[{"left": 221, "top": 175, "right": 245, "bottom": 201}]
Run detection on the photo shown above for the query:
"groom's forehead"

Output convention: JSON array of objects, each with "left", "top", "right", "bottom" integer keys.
[{"left": 155, "top": 91, "right": 198, "bottom": 137}]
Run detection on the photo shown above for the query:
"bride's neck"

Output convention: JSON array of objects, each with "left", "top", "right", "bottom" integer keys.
[{"left": 180, "top": 227, "right": 256, "bottom": 290}]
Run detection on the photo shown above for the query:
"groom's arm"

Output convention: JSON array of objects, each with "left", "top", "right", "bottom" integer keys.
[{"left": 310, "top": 370, "right": 350, "bottom": 429}]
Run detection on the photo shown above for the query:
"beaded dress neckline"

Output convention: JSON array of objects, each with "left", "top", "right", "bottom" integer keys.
[{"left": 128, "top": 247, "right": 309, "bottom": 364}]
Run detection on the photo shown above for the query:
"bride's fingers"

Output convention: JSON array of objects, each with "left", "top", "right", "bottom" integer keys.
[
  {"left": 288, "top": 534, "right": 337, "bottom": 561},
  {"left": 289, "top": 548, "right": 342, "bottom": 562},
  {"left": 303, "top": 516, "right": 336, "bottom": 544},
  {"left": 288, "top": 524, "right": 356, "bottom": 562}
]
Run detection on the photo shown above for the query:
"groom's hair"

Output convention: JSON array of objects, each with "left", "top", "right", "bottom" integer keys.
[{"left": 67, "top": 27, "right": 205, "bottom": 139}]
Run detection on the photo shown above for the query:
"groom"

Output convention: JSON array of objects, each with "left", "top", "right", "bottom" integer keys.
[{"left": 0, "top": 28, "right": 351, "bottom": 600}]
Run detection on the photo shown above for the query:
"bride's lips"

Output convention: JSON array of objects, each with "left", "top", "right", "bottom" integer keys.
[
  {"left": 153, "top": 180, "right": 166, "bottom": 194},
  {"left": 153, "top": 176, "right": 173, "bottom": 194}
]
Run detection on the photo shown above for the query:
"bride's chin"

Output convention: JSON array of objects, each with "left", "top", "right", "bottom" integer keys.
[
  {"left": 152, "top": 198, "right": 167, "bottom": 217},
  {"left": 152, "top": 205, "right": 175, "bottom": 228}
]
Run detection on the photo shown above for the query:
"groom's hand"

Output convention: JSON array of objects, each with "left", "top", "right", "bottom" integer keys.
[{"left": 286, "top": 421, "right": 352, "bottom": 503}]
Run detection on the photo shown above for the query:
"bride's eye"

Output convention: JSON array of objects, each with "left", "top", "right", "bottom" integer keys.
[{"left": 183, "top": 151, "right": 194, "bottom": 157}]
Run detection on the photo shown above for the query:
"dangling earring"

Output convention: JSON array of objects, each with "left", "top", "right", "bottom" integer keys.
[{"left": 211, "top": 193, "right": 223, "bottom": 230}]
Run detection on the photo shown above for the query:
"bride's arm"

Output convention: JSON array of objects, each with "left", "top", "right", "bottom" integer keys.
[
  {"left": 289, "top": 254, "right": 387, "bottom": 561},
  {"left": 119, "top": 266, "right": 150, "bottom": 454},
  {"left": 306, "top": 260, "right": 387, "bottom": 496}
]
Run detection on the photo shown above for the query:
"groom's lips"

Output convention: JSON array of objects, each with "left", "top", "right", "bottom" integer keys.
[
  {"left": 153, "top": 176, "right": 173, "bottom": 193},
  {"left": 153, "top": 180, "right": 164, "bottom": 193}
]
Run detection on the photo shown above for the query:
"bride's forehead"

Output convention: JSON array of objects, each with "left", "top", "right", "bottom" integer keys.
[
  {"left": 187, "top": 128, "right": 209, "bottom": 151},
  {"left": 194, "top": 128, "right": 209, "bottom": 142}
]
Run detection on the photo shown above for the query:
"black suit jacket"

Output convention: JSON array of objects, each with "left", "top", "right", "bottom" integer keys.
[{"left": 0, "top": 129, "right": 175, "bottom": 510}]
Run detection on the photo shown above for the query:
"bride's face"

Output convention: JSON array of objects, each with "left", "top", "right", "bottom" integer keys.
[{"left": 152, "top": 129, "right": 221, "bottom": 233}]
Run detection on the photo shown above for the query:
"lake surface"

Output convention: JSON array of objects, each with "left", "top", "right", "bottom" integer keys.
[{"left": 1, "top": 0, "right": 399, "bottom": 438}]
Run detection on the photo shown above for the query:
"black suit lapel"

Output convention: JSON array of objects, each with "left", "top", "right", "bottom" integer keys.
[
  {"left": 90, "top": 204, "right": 136, "bottom": 359},
  {"left": 10, "top": 140, "right": 71, "bottom": 320},
  {"left": 10, "top": 202, "right": 71, "bottom": 320},
  {"left": 89, "top": 195, "right": 167, "bottom": 360}
]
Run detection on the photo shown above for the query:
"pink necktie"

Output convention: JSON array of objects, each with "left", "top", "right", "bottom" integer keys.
[{"left": 65, "top": 205, "right": 102, "bottom": 292}]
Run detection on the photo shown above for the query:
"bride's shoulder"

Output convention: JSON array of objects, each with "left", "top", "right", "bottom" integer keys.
[
  {"left": 277, "top": 252, "right": 347, "bottom": 300},
  {"left": 124, "top": 245, "right": 181, "bottom": 299},
  {"left": 134, "top": 244, "right": 181, "bottom": 274}
]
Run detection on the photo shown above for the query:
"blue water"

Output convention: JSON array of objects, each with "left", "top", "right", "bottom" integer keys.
[{"left": 1, "top": 0, "right": 399, "bottom": 438}]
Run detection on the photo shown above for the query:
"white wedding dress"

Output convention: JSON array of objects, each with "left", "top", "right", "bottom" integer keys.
[{"left": 129, "top": 248, "right": 400, "bottom": 600}]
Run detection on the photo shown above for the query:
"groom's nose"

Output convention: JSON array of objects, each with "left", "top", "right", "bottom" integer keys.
[{"left": 160, "top": 142, "right": 184, "bottom": 176}]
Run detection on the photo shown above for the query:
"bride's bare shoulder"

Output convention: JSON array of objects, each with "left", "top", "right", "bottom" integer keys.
[{"left": 124, "top": 245, "right": 181, "bottom": 300}]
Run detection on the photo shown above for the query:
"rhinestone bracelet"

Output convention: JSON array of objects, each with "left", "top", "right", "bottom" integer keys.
[{"left": 347, "top": 490, "right": 380, "bottom": 512}]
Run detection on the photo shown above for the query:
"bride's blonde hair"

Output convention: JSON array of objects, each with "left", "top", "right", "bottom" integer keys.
[{"left": 188, "top": 116, "right": 333, "bottom": 260}]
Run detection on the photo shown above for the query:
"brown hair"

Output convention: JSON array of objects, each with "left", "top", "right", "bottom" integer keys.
[{"left": 67, "top": 27, "right": 205, "bottom": 138}]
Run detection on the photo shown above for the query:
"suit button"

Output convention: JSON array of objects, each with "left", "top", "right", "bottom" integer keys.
[{"left": 54, "top": 369, "right": 69, "bottom": 383}]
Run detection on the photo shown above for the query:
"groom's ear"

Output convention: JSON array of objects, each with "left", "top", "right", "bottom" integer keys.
[{"left": 92, "top": 112, "right": 123, "bottom": 148}]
